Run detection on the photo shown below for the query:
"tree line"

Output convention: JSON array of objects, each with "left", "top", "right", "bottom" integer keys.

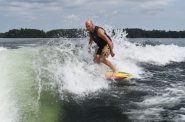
[
  {"left": 0, "top": 28, "right": 185, "bottom": 38},
  {"left": 0, "top": 28, "right": 86, "bottom": 38},
  {"left": 124, "top": 28, "right": 185, "bottom": 38}
]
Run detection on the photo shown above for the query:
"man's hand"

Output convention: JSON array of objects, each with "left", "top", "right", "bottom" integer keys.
[{"left": 111, "top": 51, "right": 115, "bottom": 57}]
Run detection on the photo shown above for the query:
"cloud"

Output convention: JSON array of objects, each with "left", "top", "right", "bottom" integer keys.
[
  {"left": 1, "top": 0, "right": 174, "bottom": 9},
  {"left": 0, "top": 0, "right": 63, "bottom": 21},
  {"left": 0, "top": 0, "right": 175, "bottom": 21},
  {"left": 64, "top": 14, "right": 79, "bottom": 20},
  {"left": 138, "top": 0, "right": 173, "bottom": 8},
  {"left": 6, "top": 0, "right": 57, "bottom": 4}
]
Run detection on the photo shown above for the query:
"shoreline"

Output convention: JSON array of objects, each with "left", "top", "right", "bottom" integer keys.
[{"left": 0, "top": 28, "right": 185, "bottom": 38}]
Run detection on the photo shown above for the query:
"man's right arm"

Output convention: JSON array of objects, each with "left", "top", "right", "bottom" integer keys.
[
  {"left": 88, "top": 35, "right": 93, "bottom": 53},
  {"left": 89, "top": 36, "right": 93, "bottom": 46}
]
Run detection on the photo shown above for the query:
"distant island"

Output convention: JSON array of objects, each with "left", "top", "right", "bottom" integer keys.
[{"left": 0, "top": 28, "right": 185, "bottom": 38}]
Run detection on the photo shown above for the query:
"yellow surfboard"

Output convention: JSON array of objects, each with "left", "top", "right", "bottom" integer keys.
[{"left": 105, "top": 71, "right": 132, "bottom": 80}]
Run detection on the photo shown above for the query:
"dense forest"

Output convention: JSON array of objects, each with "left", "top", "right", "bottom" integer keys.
[
  {"left": 0, "top": 28, "right": 86, "bottom": 38},
  {"left": 124, "top": 28, "right": 185, "bottom": 38},
  {"left": 0, "top": 28, "right": 185, "bottom": 38}
]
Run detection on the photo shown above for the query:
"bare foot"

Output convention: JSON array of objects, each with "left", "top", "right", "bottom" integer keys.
[
  {"left": 112, "top": 69, "right": 119, "bottom": 76},
  {"left": 113, "top": 69, "right": 119, "bottom": 73}
]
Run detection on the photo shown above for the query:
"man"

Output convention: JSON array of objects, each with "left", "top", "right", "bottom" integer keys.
[{"left": 85, "top": 20, "right": 117, "bottom": 73}]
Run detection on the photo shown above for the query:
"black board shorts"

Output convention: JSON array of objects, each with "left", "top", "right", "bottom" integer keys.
[{"left": 96, "top": 45, "right": 110, "bottom": 58}]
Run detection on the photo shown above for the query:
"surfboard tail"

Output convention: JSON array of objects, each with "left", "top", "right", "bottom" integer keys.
[{"left": 105, "top": 71, "right": 133, "bottom": 80}]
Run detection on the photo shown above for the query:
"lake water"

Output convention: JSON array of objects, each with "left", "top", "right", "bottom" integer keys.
[{"left": 0, "top": 35, "right": 185, "bottom": 122}]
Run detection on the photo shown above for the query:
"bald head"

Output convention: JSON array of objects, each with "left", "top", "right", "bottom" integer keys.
[
  {"left": 85, "top": 20, "right": 93, "bottom": 26},
  {"left": 85, "top": 20, "right": 95, "bottom": 32}
]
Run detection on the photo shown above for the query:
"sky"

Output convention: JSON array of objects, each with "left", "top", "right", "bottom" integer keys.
[{"left": 0, "top": 0, "right": 185, "bottom": 32}]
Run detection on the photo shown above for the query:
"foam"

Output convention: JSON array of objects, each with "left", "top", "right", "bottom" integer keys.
[
  {"left": 39, "top": 41, "right": 109, "bottom": 95},
  {"left": 122, "top": 44, "right": 185, "bottom": 65},
  {"left": 0, "top": 47, "right": 7, "bottom": 52},
  {"left": 0, "top": 49, "right": 19, "bottom": 122},
  {"left": 131, "top": 85, "right": 185, "bottom": 121},
  {"left": 41, "top": 29, "right": 185, "bottom": 95}
]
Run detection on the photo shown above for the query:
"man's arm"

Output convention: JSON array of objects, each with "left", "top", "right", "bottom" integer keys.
[
  {"left": 88, "top": 35, "right": 93, "bottom": 53},
  {"left": 97, "top": 28, "right": 115, "bottom": 57},
  {"left": 89, "top": 36, "right": 93, "bottom": 46}
]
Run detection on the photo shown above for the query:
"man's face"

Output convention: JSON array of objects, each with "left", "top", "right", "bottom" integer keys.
[{"left": 86, "top": 23, "right": 93, "bottom": 32}]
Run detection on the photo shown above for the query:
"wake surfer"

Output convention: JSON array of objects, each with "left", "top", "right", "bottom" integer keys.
[{"left": 85, "top": 20, "right": 117, "bottom": 73}]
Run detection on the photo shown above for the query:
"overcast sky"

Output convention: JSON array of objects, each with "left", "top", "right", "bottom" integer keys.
[{"left": 0, "top": 0, "right": 184, "bottom": 32}]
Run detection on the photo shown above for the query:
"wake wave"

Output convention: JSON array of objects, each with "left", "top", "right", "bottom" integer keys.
[
  {"left": 0, "top": 32, "right": 185, "bottom": 121},
  {"left": 119, "top": 43, "right": 185, "bottom": 65},
  {"left": 107, "top": 28, "right": 185, "bottom": 66},
  {"left": 35, "top": 40, "right": 109, "bottom": 96},
  {"left": 35, "top": 30, "right": 185, "bottom": 95},
  {"left": 0, "top": 47, "right": 7, "bottom": 52},
  {"left": 0, "top": 48, "right": 19, "bottom": 122}
]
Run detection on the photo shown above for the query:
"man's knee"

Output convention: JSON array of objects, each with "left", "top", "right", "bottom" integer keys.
[
  {"left": 96, "top": 58, "right": 101, "bottom": 64},
  {"left": 100, "top": 57, "right": 106, "bottom": 63},
  {"left": 95, "top": 55, "right": 101, "bottom": 64}
]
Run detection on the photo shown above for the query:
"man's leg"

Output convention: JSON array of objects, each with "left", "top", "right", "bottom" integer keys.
[
  {"left": 100, "top": 56, "right": 117, "bottom": 72},
  {"left": 95, "top": 55, "right": 101, "bottom": 64}
]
